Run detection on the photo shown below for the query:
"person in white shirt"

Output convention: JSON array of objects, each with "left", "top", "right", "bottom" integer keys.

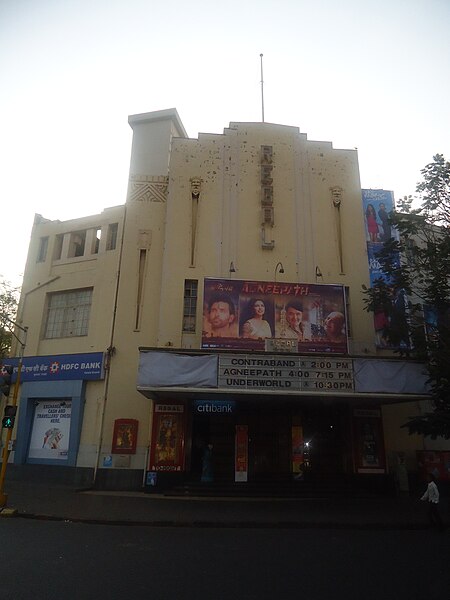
[{"left": 421, "top": 473, "right": 445, "bottom": 531}]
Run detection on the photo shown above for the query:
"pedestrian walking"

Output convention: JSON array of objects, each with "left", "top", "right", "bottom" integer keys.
[{"left": 420, "top": 473, "right": 445, "bottom": 531}]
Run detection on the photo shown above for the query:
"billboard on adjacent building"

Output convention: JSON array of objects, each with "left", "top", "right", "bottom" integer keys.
[
  {"left": 362, "top": 189, "right": 395, "bottom": 246},
  {"left": 362, "top": 189, "right": 400, "bottom": 287},
  {"left": 202, "top": 278, "right": 348, "bottom": 354},
  {"left": 362, "top": 190, "right": 410, "bottom": 350}
]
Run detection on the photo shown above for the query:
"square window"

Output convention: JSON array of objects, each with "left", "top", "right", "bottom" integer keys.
[{"left": 44, "top": 289, "right": 93, "bottom": 339}]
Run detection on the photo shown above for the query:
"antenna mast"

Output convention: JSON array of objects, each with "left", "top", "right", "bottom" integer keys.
[{"left": 260, "top": 53, "right": 265, "bottom": 123}]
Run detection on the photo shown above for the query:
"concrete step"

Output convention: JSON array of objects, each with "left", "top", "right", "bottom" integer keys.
[{"left": 163, "top": 478, "right": 393, "bottom": 499}]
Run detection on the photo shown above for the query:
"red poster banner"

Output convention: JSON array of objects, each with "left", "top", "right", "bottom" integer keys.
[
  {"left": 291, "top": 425, "right": 304, "bottom": 475},
  {"left": 150, "top": 404, "right": 185, "bottom": 472},
  {"left": 235, "top": 425, "right": 248, "bottom": 482},
  {"left": 111, "top": 419, "right": 138, "bottom": 455},
  {"left": 202, "top": 278, "right": 348, "bottom": 354},
  {"left": 417, "top": 451, "right": 450, "bottom": 482}
]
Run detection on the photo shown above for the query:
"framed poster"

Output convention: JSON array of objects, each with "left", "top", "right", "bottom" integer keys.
[
  {"left": 235, "top": 425, "right": 248, "bottom": 482},
  {"left": 111, "top": 419, "right": 138, "bottom": 455},
  {"left": 291, "top": 425, "right": 304, "bottom": 475},
  {"left": 149, "top": 404, "right": 185, "bottom": 472},
  {"left": 352, "top": 409, "right": 386, "bottom": 474},
  {"left": 28, "top": 399, "right": 72, "bottom": 460}
]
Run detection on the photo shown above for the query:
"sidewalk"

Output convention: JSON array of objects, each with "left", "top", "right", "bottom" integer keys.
[{"left": 1, "top": 479, "right": 448, "bottom": 529}]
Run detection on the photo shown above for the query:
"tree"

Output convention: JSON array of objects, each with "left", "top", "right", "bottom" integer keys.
[
  {"left": 363, "top": 154, "right": 450, "bottom": 438},
  {"left": 0, "top": 278, "right": 19, "bottom": 358}
]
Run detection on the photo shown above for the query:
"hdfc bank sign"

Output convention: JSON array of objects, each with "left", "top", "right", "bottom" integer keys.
[{"left": 194, "top": 400, "right": 236, "bottom": 414}]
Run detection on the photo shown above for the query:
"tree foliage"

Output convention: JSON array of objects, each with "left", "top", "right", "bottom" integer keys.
[
  {"left": 0, "top": 278, "right": 19, "bottom": 358},
  {"left": 363, "top": 154, "right": 450, "bottom": 438}
]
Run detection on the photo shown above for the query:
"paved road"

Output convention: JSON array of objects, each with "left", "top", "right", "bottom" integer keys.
[{"left": 1, "top": 518, "right": 448, "bottom": 600}]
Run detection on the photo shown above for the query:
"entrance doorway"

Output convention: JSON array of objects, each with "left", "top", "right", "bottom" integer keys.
[
  {"left": 244, "top": 406, "right": 291, "bottom": 481},
  {"left": 189, "top": 401, "right": 351, "bottom": 485},
  {"left": 190, "top": 412, "right": 235, "bottom": 481},
  {"left": 302, "top": 405, "right": 350, "bottom": 477}
]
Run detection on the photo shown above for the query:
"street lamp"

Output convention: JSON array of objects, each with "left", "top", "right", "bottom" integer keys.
[
  {"left": 274, "top": 262, "right": 284, "bottom": 281},
  {"left": 315, "top": 266, "right": 323, "bottom": 281}
]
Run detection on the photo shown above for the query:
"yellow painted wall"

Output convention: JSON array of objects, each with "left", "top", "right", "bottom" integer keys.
[{"left": 16, "top": 109, "right": 436, "bottom": 473}]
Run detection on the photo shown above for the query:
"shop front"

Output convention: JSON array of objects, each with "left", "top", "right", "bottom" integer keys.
[
  {"left": 145, "top": 394, "right": 388, "bottom": 493},
  {"left": 187, "top": 398, "right": 354, "bottom": 482},
  {"left": 138, "top": 349, "right": 428, "bottom": 493}
]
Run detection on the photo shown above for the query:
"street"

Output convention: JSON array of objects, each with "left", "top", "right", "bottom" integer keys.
[{"left": 0, "top": 518, "right": 448, "bottom": 600}]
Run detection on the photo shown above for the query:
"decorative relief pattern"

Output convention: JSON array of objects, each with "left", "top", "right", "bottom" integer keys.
[
  {"left": 127, "top": 175, "right": 169, "bottom": 203},
  {"left": 330, "top": 186, "right": 343, "bottom": 207},
  {"left": 330, "top": 186, "right": 344, "bottom": 273},
  {"left": 190, "top": 176, "right": 203, "bottom": 267},
  {"left": 260, "top": 145, "right": 274, "bottom": 249}
]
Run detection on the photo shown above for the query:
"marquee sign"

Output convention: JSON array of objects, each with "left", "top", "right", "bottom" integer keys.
[{"left": 218, "top": 355, "right": 354, "bottom": 392}]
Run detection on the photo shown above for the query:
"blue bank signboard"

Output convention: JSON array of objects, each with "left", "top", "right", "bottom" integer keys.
[{"left": 3, "top": 352, "right": 105, "bottom": 382}]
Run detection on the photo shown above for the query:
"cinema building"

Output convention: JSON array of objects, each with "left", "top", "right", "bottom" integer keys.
[{"left": 6, "top": 108, "right": 443, "bottom": 494}]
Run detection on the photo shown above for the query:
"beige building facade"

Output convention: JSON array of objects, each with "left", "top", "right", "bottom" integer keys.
[{"left": 5, "top": 108, "right": 438, "bottom": 493}]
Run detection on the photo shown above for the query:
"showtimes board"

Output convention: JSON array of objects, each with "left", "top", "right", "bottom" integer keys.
[{"left": 218, "top": 355, "right": 354, "bottom": 392}]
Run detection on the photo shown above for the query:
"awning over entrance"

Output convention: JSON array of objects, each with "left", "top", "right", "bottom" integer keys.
[{"left": 137, "top": 349, "right": 430, "bottom": 405}]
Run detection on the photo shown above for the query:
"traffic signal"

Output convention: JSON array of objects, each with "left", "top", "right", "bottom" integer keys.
[
  {"left": 0, "top": 365, "right": 13, "bottom": 397},
  {"left": 2, "top": 405, "right": 17, "bottom": 429}
]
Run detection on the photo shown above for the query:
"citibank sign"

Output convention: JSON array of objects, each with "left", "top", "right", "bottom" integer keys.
[{"left": 194, "top": 400, "right": 236, "bottom": 414}]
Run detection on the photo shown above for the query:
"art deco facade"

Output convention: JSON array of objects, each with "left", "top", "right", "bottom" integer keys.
[{"left": 5, "top": 108, "right": 443, "bottom": 492}]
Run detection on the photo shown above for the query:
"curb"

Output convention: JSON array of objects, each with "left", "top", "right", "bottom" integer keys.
[
  {"left": 0, "top": 508, "right": 18, "bottom": 518},
  {"left": 14, "top": 511, "right": 432, "bottom": 530}
]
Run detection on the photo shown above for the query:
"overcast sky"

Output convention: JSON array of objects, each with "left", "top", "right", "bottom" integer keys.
[{"left": 1, "top": 0, "right": 449, "bottom": 286}]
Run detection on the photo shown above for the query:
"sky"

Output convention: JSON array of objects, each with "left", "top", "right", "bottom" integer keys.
[{"left": 1, "top": 0, "right": 449, "bottom": 287}]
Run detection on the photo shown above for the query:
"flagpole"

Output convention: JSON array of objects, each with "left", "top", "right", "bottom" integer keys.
[{"left": 260, "top": 53, "right": 265, "bottom": 123}]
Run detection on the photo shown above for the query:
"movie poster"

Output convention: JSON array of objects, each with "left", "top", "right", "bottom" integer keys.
[
  {"left": 362, "top": 189, "right": 396, "bottom": 246},
  {"left": 362, "top": 189, "right": 410, "bottom": 349},
  {"left": 362, "top": 189, "right": 400, "bottom": 285},
  {"left": 201, "top": 278, "right": 348, "bottom": 354},
  {"left": 149, "top": 404, "right": 185, "bottom": 472}
]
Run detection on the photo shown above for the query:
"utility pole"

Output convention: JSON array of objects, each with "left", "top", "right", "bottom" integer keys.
[{"left": 0, "top": 317, "right": 28, "bottom": 508}]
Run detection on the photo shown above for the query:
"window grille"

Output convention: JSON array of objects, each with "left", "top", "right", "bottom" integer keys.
[
  {"left": 183, "top": 280, "right": 198, "bottom": 333},
  {"left": 45, "top": 289, "right": 93, "bottom": 338}
]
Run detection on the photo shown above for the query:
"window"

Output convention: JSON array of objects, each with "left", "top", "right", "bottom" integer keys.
[
  {"left": 183, "top": 280, "right": 198, "bottom": 332},
  {"left": 68, "top": 231, "right": 86, "bottom": 258},
  {"left": 135, "top": 249, "right": 147, "bottom": 330},
  {"left": 53, "top": 234, "right": 63, "bottom": 260},
  {"left": 45, "top": 289, "right": 93, "bottom": 338},
  {"left": 106, "top": 223, "right": 118, "bottom": 251},
  {"left": 92, "top": 228, "right": 101, "bottom": 254},
  {"left": 37, "top": 237, "right": 49, "bottom": 263},
  {"left": 405, "top": 238, "right": 417, "bottom": 265}
]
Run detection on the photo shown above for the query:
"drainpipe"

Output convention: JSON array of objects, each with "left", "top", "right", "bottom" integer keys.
[{"left": 92, "top": 205, "right": 127, "bottom": 486}]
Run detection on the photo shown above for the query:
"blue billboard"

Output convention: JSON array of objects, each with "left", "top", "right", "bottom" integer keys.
[
  {"left": 362, "top": 189, "right": 409, "bottom": 349},
  {"left": 361, "top": 189, "right": 396, "bottom": 245},
  {"left": 2, "top": 352, "right": 105, "bottom": 382}
]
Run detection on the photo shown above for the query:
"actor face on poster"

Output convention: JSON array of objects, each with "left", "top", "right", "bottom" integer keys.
[
  {"left": 202, "top": 292, "right": 239, "bottom": 338},
  {"left": 240, "top": 298, "right": 273, "bottom": 340}
]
